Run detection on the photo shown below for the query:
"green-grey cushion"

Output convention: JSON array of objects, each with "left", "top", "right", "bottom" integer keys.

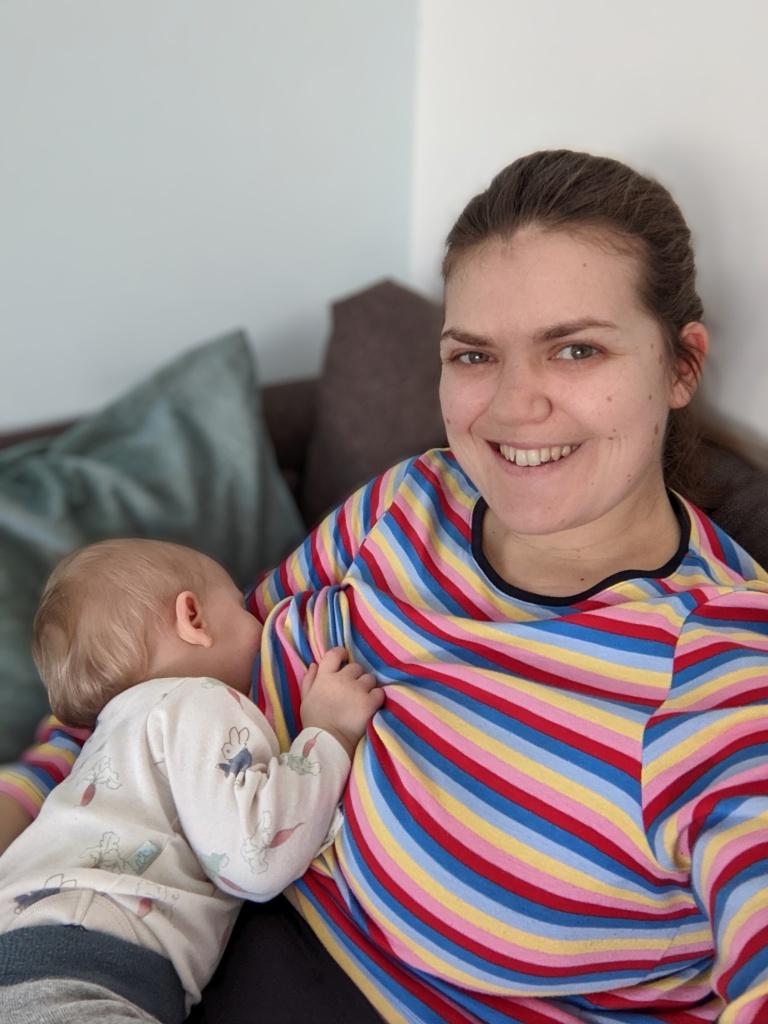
[{"left": 0, "top": 331, "right": 305, "bottom": 760}]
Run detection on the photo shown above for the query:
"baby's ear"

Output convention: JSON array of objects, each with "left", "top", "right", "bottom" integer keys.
[{"left": 175, "top": 591, "right": 213, "bottom": 648}]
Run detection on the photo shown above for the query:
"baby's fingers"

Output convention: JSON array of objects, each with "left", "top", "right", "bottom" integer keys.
[
  {"left": 318, "top": 647, "right": 348, "bottom": 673},
  {"left": 299, "top": 662, "right": 318, "bottom": 698}
]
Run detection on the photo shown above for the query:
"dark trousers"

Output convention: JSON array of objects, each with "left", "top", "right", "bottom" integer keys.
[{"left": 187, "top": 896, "right": 383, "bottom": 1024}]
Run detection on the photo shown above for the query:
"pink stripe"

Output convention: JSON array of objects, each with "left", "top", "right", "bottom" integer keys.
[
  {"left": 0, "top": 779, "right": 41, "bottom": 818},
  {"left": 375, "top": 711, "right": 694, "bottom": 919},
  {"left": 645, "top": 735, "right": 767, "bottom": 807},
  {"left": 387, "top": 688, "right": 654, "bottom": 865},
  {"left": 346, "top": 777, "right": 670, "bottom": 975},
  {"left": 357, "top": 591, "right": 666, "bottom": 705},
  {"left": 416, "top": 661, "right": 643, "bottom": 753}
]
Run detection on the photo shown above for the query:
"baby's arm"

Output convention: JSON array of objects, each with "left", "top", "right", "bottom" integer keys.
[{"left": 158, "top": 655, "right": 382, "bottom": 901}]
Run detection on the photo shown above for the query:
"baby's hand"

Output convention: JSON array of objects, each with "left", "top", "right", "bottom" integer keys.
[{"left": 300, "top": 648, "right": 384, "bottom": 759}]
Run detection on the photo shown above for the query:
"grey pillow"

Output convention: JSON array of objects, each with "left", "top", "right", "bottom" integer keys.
[
  {"left": 301, "top": 280, "right": 446, "bottom": 525},
  {"left": 0, "top": 332, "right": 305, "bottom": 760}
]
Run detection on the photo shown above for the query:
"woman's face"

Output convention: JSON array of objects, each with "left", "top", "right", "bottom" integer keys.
[{"left": 439, "top": 227, "right": 697, "bottom": 541}]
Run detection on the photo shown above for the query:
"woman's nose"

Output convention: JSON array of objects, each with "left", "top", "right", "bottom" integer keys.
[{"left": 487, "top": 363, "right": 552, "bottom": 424}]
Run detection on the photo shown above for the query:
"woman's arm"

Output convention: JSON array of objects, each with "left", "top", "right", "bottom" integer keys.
[
  {"left": 247, "top": 460, "right": 413, "bottom": 749},
  {"left": 646, "top": 590, "right": 768, "bottom": 1021},
  {"left": 247, "top": 457, "right": 414, "bottom": 619},
  {"left": 0, "top": 715, "right": 91, "bottom": 852}
]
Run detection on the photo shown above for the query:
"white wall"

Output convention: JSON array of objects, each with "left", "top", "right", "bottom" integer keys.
[
  {"left": 0, "top": 0, "right": 416, "bottom": 431},
  {"left": 411, "top": 1, "right": 768, "bottom": 439}
]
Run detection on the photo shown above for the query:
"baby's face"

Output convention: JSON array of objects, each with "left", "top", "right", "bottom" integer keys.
[{"left": 201, "top": 563, "right": 263, "bottom": 695}]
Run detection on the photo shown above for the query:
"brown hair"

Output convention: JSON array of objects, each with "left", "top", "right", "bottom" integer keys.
[
  {"left": 442, "top": 149, "right": 713, "bottom": 501},
  {"left": 32, "top": 538, "right": 209, "bottom": 727}
]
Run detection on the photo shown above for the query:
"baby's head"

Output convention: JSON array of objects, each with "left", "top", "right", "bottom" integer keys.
[{"left": 33, "top": 539, "right": 262, "bottom": 727}]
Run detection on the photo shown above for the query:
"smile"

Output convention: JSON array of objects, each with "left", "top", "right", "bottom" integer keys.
[{"left": 497, "top": 443, "right": 581, "bottom": 467}]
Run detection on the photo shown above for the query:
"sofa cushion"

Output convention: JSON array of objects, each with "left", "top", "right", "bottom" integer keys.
[
  {"left": 699, "top": 442, "right": 768, "bottom": 568},
  {"left": 301, "top": 280, "right": 446, "bottom": 525},
  {"left": 0, "top": 332, "right": 305, "bottom": 759}
]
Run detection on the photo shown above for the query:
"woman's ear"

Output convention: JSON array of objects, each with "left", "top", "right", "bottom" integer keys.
[
  {"left": 669, "top": 321, "right": 709, "bottom": 409},
  {"left": 174, "top": 591, "right": 213, "bottom": 648}
]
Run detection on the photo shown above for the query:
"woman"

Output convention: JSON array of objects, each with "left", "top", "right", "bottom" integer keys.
[{"left": 3, "top": 150, "right": 768, "bottom": 1023}]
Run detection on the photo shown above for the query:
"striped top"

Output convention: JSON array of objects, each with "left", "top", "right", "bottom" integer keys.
[
  {"left": 250, "top": 450, "right": 768, "bottom": 1024},
  {"left": 3, "top": 448, "right": 768, "bottom": 1022}
]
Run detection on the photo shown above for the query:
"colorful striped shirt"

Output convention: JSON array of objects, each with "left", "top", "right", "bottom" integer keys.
[
  {"left": 250, "top": 450, "right": 768, "bottom": 1024},
  {"left": 3, "top": 449, "right": 768, "bottom": 1022}
]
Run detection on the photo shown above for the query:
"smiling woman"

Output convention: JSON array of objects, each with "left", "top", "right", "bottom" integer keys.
[
  {"left": 2, "top": 151, "right": 767, "bottom": 1024},
  {"left": 439, "top": 227, "right": 708, "bottom": 594}
]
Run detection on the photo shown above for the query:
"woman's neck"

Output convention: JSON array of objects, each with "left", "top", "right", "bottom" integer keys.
[{"left": 481, "top": 489, "right": 683, "bottom": 598}]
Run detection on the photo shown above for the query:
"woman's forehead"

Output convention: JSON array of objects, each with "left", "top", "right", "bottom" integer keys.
[{"left": 444, "top": 228, "right": 646, "bottom": 328}]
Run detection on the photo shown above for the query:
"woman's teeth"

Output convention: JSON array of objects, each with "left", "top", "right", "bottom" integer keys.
[{"left": 498, "top": 444, "right": 579, "bottom": 467}]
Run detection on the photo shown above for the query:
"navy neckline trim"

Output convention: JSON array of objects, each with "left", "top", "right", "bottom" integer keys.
[{"left": 471, "top": 492, "right": 691, "bottom": 607}]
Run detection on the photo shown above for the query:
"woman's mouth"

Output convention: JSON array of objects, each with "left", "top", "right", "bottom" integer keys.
[{"left": 496, "top": 443, "right": 581, "bottom": 467}]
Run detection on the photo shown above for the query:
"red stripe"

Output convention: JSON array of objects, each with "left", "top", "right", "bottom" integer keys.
[
  {"left": 564, "top": 612, "right": 677, "bottom": 646},
  {"left": 692, "top": 602, "right": 768, "bottom": 623},
  {"left": 302, "top": 870, "right": 474, "bottom": 1022},
  {"left": 380, "top": 714, "right": 695, "bottom": 923},
  {"left": 347, "top": 761, "right": 680, "bottom": 979},
  {"left": 718, "top": 920, "right": 768, "bottom": 997},
  {"left": 362, "top": 595, "right": 661, "bottom": 707},
  {"left": 375, "top": 650, "right": 639, "bottom": 778},
  {"left": 337, "top": 502, "right": 355, "bottom": 566},
  {"left": 652, "top": 685, "right": 768, "bottom": 725},
  {"left": 380, "top": 698, "right": 679, "bottom": 891},
  {"left": 310, "top": 527, "right": 334, "bottom": 587},
  {"left": 415, "top": 457, "right": 472, "bottom": 542},
  {"left": 673, "top": 639, "right": 766, "bottom": 672},
  {"left": 369, "top": 472, "right": 384, "bottom": 523},
  {"left": 645, "top": 731, "right": 768, "bottom": 827},
  {"left": 390, "top": 502, "right": 490, "bottom": 619},
  {"left": 689, "top": 779, "right": 768, "bottom": 850},
  {"left": 359, "top": 545, "right": 391, "bottom": 592},
  {"left": 708, "top": 841, "right": 768, "bottom": 920},
  {"left": 694, "top": 508, "right": 726, "bottom": 564}
]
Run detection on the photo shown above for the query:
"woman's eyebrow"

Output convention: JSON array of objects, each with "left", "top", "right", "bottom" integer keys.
[
  {"left": 535, "top": 318, "right": 617, "bottom": 341},
  {"left": 439, "top": 328, "right": 492, "bottom": 347},
  {"left": 441, "top": 319, "right": 618, "bottom": 347}
]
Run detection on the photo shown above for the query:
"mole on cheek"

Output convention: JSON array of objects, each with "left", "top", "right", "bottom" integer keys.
[
  {"left": 654, "top": 423, "right": 660, "bottom": 436},
  {"left": 606, "top": 395, "right": 613, "bottom": 402},
  {"left": 648, "top": 394, "right": 653, "bottom": 401}
]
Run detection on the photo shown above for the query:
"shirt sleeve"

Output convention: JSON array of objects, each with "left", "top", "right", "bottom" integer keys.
[
  {"left": 0, "top": 715, "right": 91, "bottom": 817},
  {"left": 246, "top": 457, "right": 414, "bottom": 620},
  {"left": 245, "top": 459, "right": 411, "bottom": 748},
  {"left": 151, "top": 678, "right": 351, "bottom": 902},
  {"left": 644, "top": 590, "right": 768, "bottom": 1023}
]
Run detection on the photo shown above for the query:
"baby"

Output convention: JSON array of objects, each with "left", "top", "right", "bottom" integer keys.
[{"left": 0, "top": 538, "right": 383, "bottom": 1024}]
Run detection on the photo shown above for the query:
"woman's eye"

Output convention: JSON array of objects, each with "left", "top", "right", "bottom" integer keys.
[
  {"left": 555, "top": 343, "right": 598, "bottom": 361},
  {"left": 454, "top": 351, "right": 490, "bottom": 365}
]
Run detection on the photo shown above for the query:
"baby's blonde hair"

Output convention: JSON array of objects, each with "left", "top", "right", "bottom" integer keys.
[{"left": 33, "top": 538, "right": 210, "bottom": 728}]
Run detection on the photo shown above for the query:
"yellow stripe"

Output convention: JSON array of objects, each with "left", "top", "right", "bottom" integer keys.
[
  {"left": 722, "top": 979, "right": 768, "bottom": 1024},
  {"left": 721, "top": 886, "right": 768, "bottom": 953},
  {"left": 392, "top": 690, "right": 651, "bottom": 853},
  {"left": 372, "top": 718, "right": 688, "bottom": 913},
  {"left": 698, "top": 815, "right": 768, "bottom": 893},
  {"left": 662, "top": 664, "right": 768, "bottom": 710},
  {"left": 349, "top": 743, "right": 680, "bottom": 955},
  {"left": 644, "top": 706, "right": 766, "bottom": 785}
]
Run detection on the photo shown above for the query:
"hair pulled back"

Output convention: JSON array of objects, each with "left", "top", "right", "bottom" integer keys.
[{"left": 443, "top": 149, "right": 706, "bottom": 497}]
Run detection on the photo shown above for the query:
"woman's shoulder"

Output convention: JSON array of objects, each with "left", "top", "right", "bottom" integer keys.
[{"left": 679, "top": 494, "right": 768, "bottom": 589}]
